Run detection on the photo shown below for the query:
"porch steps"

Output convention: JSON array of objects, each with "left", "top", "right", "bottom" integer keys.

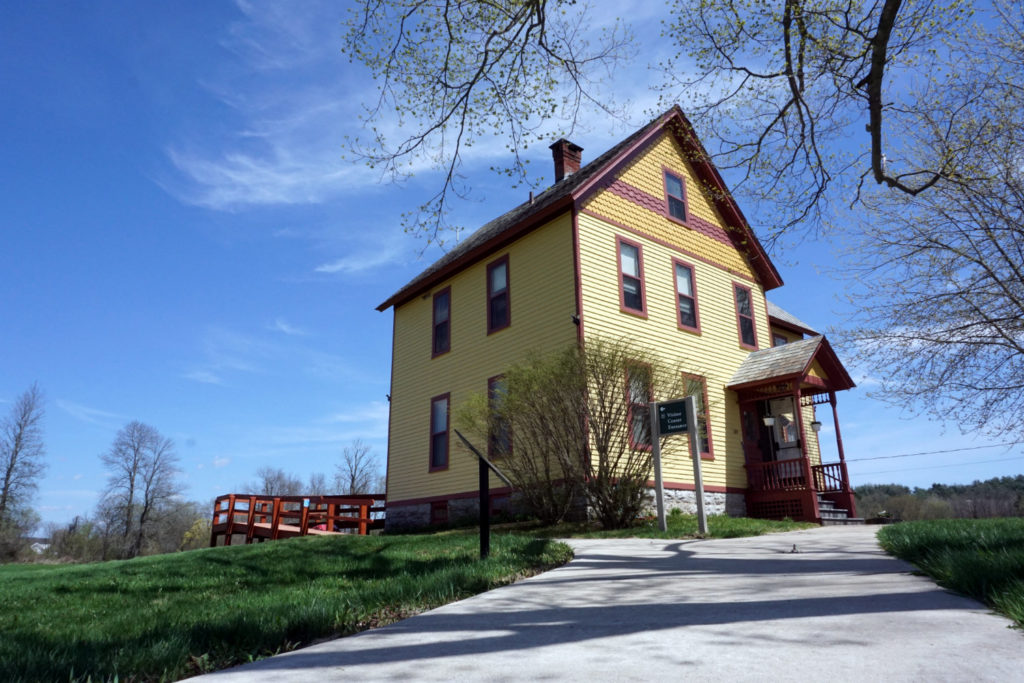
[{"left": 818, "top": 495, "right": 864, "bottom": 526}]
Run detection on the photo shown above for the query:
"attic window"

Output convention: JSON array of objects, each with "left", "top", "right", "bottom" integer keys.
[{"left": 664, "top": 170, "right": 687, "bottom": 222}]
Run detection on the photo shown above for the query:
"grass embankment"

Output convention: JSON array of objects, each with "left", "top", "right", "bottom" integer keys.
[
  {"left": 878, "top": 518, "right": 1024, "bottom": 627},
  {"left": 514, "top": 512, "right": 816, "bottom": 539},
  {"left": 0, "top": 533, "right": 572, "bottom": 682}
]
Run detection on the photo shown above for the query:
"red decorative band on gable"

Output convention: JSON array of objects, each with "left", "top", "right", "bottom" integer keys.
[{"left": 605, "top": 178, "right": 734, "bottom": 247}]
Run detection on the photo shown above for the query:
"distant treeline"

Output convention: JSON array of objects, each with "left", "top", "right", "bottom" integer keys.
[{"left": 856, "top": 475, "right": 1024, "bottom": 521}]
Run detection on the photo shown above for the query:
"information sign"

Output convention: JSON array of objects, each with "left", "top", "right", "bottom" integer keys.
[{"left": 658, "top": 400, "right": 689, "bottom": 435}]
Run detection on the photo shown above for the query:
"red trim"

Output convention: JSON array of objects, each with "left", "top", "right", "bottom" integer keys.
[
  {"left": 662, "top": 166, "right": 689, "bottom": 225},
  {"left": 682, "top": 373, "right": 714, "bottom": 460},
  {"left": 428, "top": 393, "right": 450, "bottom": 472},
  {"left": 626, "top": 362, "right": 653, "bottom": 451},
  {"left": 605, "top": 180, "right": 734, "bottom": 248},
  {"left": 431, "top": 286, "right": 451, "bottom": 358},
  {"left": 645, "top": 480, "right": 746, "bottom": 495},
  {"left": 616, "top": 235, "right": 648, "bottom": 318},
  {"left": 582, "top": 209, "right": 758, "bottom": 284},
  {"left": 387, "top": 486, "right": 514, "bottom": 508},
  {"left": 487, "top": 374, "right": 511, "bottom": 459},
  {"left": 572, "top": 208, "right": 585, "bottom": 343},
  {"left": 733, "top": 282, "right": 759, "bottom": 350},
  {"left": 486, "top": 254, "right": 511, "bottom": 335},
  {"left": 803, "top": 375, "right": 828, "bottom": 389},
  {"left": 772, "top": 332, "right": 789, "bottom": 347},
  {"left": 430, "top": 500, "right": 448, "bottom": 525},
  {"left": 671, "top": 258, "right": 701, "bottom": 334}
]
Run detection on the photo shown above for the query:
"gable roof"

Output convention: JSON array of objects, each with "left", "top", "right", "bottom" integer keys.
[
  {"left": 377, "top": 106, "right": 782, "bottom": 312},
  {"left": 727, "top": 335, "right": 855, "bottom": 392},
  {"left": 766, "top": 301, "right": 818, "bottom": 335}
]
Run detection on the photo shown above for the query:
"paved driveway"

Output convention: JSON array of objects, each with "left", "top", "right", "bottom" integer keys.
[{"left": 200, "top": 526, "right": 1023, "bottom": 682}]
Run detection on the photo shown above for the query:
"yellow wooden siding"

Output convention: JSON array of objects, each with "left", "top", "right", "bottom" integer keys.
[
  {"left": 577, "top": 211, "right": 771, "bottom": 491},
  {"left": 581, "top": 131, "right": 756, "bottom": 279},
  {"left": 769, "top": 327, "right": 803, "bottom": 345},
  {"left": 804, "top": 404, "right": 822, "bottom": 466},
  {"left": 387, "top": 214, "right": 577, "bottom": 503},
  {"left": 807, "top": 359, "right": 829, "bottom": 381}
]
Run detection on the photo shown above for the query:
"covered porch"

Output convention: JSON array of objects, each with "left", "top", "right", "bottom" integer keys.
[{"left": 728, "top": 336, "right": 858, "bottom": 524}]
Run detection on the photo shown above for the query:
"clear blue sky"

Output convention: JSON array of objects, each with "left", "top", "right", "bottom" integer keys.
[{"left": 2, "top": 1, "right": 1020, "bottom": 529}]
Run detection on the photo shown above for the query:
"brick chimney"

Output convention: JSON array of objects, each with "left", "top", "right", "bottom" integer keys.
[{"left": 549, "top": 139, "right": 583, "bottom": 182}]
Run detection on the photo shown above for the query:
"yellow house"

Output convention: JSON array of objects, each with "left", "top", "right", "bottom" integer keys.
[{"left": 377, "top": 107, "right": 858, "bottom": 528}]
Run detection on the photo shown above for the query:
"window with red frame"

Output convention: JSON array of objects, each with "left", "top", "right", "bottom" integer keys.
[
  {"left": 618, "top": 239, "right": 645, "bottom": 314},
  {"left": 487, "top": 256, "right": 510, "bottom": 333},
  {"left": 734, "top": 284, "right": 757, "bottom": 348},
  {"left": 429, "top": 394, "right": 449, "bottom": 470},
  {"left": 673, "top": 261, "right": 698, "bottom": 330},
  {"left": 664, "top": 170, "right": 686, "bottom": 221},
  {"left": 488, "top": 376, "right": 511, "bottom": 458},
  {"left": 432, "top": 288, "right": 451, "bottom": 356},
  {"left": 685, "top": 374, "right": 712, "bottom": 456},
  {"left": 626, "top": 364, "right": 652, "bottom": 448}
]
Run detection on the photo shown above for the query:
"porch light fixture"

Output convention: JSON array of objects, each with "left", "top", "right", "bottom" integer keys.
[
  {"left": 762, "top": 416, "right": 776, "bottom": 427},
  {"left": 810, "top": 420, "right": 822, "bottom": 433}
]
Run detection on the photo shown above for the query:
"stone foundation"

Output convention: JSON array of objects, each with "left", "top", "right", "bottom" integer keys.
[
  {"left": 387, "top": 488, "right": 747, "bottom": 532},
  {"left": 646, "top": 489, "right": 746, "bottom": 517}
]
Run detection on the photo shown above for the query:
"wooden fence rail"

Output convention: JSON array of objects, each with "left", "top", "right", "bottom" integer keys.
[{"left": 209, "top": 493, "right": 386, "bottom": 547}]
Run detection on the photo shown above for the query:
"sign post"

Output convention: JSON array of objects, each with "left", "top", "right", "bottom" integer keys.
[
  {"left": 686, "top": 397, "right": 709, "bottom": 534},
  {"left": 649, "top": 396, "right": 708, "bottom": 535}
]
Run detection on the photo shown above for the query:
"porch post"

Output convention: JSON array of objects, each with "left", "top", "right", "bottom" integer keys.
[
  {"left": 829, "top": 391, "right": 851, "bottom": 491},
  {"left": 795, "top": 387, "right": 820, "bottom": 523}
]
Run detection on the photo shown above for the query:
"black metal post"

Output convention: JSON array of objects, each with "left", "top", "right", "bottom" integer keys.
[{"left": 479, "top": 457, "right": 490, "bottom": 559}]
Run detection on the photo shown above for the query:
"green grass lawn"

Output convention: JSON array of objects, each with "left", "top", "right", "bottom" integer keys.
[
  {"left": 502, "top": 511, "right": 816, "bottom": 539},
  {"left": 878, "top": 518, "right": 1024, "bottom": 628},
  {"left": 0, "top": 533, "right": 572, "bottom": 682}
]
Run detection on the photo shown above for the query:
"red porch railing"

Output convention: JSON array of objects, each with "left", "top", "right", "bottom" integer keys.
[
  {"left": 745, "top": 459, "right": 809, "bottom": 491},
  {"left": 811, "top": 462, "right": 845, "bottom": 493},
  {"left": 209, "top": 493, "right": 386, "bottom": 547}
]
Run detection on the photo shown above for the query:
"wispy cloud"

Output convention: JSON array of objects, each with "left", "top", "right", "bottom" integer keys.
[
  {"left": 162, "top": 1, "right": 385, "bottom": 210},
  {"left": 183, "top": 370, "right": 225, "bottom": 385},
  {"left": 56, "top": 400, "right": 126, "bottom": 428},
  {"left": 213, "top": 456, "right": 231, "bottom": 468},
  {"left": 270, "top": 318, "right": 307, "bottom": 336},
  {"left": 314, "top": 245, "right": 405, "bottom": 274},
  {"left": 323, "top": 401, "right": 389, "bottom": 426}
]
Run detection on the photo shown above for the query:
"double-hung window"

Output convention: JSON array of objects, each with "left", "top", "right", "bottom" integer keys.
[
  {"left": 626, "top": 363, "right": 653, "bottom": 449},
  {"left": 429, "top": 394, "right": 449, "bottom": 471},
  {"left": 432, "top": 288, "right": 451, "bottom": 356},
  {"left": 673, "top": 260, "right": 699, "bottom": 332},
  {"left": 488, "top": 375, "right": 511, "bottom": 458},
  {"left": 734, "top": 284, "right": 758, "bottom": 349},
  {"left": 487, "top": 256, "right": 510, "bottom": 333},
  {"left": 664, "top": 170, "right": 687, "bottom": 222},
  {"left": 617, "top": 238, "right": 646, "bottom": 315},
  {"left": 683, "top": 374, "right": 713, "bottom": 458}
]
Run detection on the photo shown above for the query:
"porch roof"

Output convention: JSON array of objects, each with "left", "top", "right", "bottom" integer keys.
[{"left": 727, "top": 335, "right": 855, "bottom": 392}]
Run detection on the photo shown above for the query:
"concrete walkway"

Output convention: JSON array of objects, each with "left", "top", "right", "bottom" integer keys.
[{"left": 200, "top": 526, "right": 1023, "bottom": 682}]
